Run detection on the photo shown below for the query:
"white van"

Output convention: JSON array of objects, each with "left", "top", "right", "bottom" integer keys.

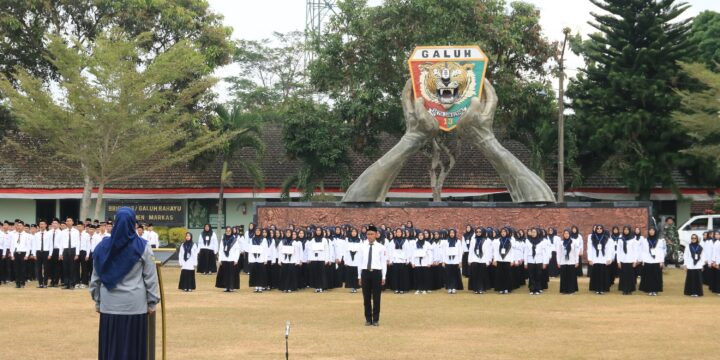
[{"left": 677, "top": 214, "right": 720, "bottom": 247}]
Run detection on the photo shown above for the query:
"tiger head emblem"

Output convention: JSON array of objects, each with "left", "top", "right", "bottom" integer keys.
[{"left": 419, "top": 62, "right": 476, "bottom": 109}]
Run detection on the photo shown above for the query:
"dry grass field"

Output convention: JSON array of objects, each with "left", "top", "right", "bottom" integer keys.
[{"left": 1, "top": 267, "right": 718, "bottom": 360}]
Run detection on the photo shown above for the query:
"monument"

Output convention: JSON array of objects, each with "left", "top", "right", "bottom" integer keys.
[{"left": 342, "top": 45, "right": 556, "bottom": 203}]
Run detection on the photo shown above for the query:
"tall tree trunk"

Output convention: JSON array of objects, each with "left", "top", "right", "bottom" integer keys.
[
  {"left": 218, "top": 176, "right": 225, "bottom": 235},
  {"left": 93, "top": 180, "right": 105, "bottom": 220},
  {"left": 80, "top": 167, "right": 93, "bottom": 221}
]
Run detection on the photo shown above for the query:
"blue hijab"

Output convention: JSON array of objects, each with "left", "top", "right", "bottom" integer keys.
[{"left": 93, "top": 207, "right": 146, "bottom": 290}]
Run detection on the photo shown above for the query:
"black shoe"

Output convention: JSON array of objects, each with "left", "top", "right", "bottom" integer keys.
[
  {"left": 372, "top": 322, "right": 379, "bottom": 327},
  {"left": 365, "top": 321, "right": 372, "bottom": 326}
]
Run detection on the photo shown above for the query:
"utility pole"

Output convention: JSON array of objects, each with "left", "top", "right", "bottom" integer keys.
[{"left": 557, "top": 27, "right": 571, "bottom": 203}]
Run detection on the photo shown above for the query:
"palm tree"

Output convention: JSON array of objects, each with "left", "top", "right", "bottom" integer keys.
[{"left": 214, "top": 104, "right": 265, "bottom": 234}]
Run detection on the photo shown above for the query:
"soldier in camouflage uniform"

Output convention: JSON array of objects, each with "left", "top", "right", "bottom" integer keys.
[{"left": 662, "top": 217, "right": 681, "bottom": 268}]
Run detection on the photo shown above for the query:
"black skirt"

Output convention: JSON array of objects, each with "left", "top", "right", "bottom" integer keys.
[
  {"left": 547, "top": 252, "right": 559, "bottom": 277},
  {"left": 324, "top": 263, "right": 336, "bottom": 289},
  {"left": 216, "top": 261, "right": 239, "bottom": 290},
  {"left": 706, "top": 267, "right": 719, "bottom": 293},
  {"left": 334, "top": 262, "right": 346, "bottom": 288},
  {"left": 559, "top": 265, "right": 578, "bottom": 294},
  {"left": 527, "top": 263, "right": 544, "bottom": 293},
  {"left": 461, "top": 252, "right": 470, "bottom": 277},
  {"left": 197, "top": 249, "right": 217, "bottom": 274},
  {"left": 385, "top": 263, "right": 395, "bottom": 290},
  {"left": 249, "top": 262, "right": 267, "bottom": 287},
  {"left": 270, "top": 262, "right": 281, "bottom": 289},
  {"left": 512, "top": 265, "right": 526, "bottom": 289},
  {"left": 589, "top": 263, "right": 610, "bottom": 292},
  {"left": 391, "top": 263, "right": 411, "bottom": 291},
  {"left": 431, "top": 265, "right": 445, "bottom": 290},
  {"left": 468, "top": 263, "right": 491, "bottom": 292},
  {"left": 444, "top": 264, "right": 463, "bottom": 290},
  {"left": 279, "top": 263, "right": 298, "bottom": 291},
  {"left": 99, "top": 313, "right": 147, "bottom": 360},
  {"left": 413, "top": 266, "right": 431, "bottom": 291},
  {"left": 308, "top": 261, "right": 326, "bottom": 289},
  {"left": 576, "top": 255, "right": 584, "bottom": 276},
  {"left": 608, "top": 259, "right": 618, "bottom": 285},
  {"left": 639, "top": 263, "right": 663, "bottom": 293},
  {"left": 617, "top": 263, "right": 636, "bottom": 293},
  {"left": 178, "top": 269, "right": 196, "bottom": 290},
  {"left": 344, "top": 265, "right": 359, "bottom": 289},
  {"left": 685, "top": 269, "right": 704, "bottom": 296},
  {"left": 494, "top": 262, "right": 513, "bottom": 292}
]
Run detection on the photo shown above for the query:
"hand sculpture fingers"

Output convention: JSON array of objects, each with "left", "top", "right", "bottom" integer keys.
[
  {"left": 458, "top": 79, "right": 497, "bottom": 134},
  {"left": 401, "top": 79, "right": 439, "bottom": 137}
]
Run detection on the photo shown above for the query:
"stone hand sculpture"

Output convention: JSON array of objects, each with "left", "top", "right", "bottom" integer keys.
[{"left": 342, "top": 79, "right": 556, "bottom": 203}]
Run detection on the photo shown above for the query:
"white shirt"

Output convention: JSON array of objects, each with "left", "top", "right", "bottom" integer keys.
[
  {"left": 357, "top": 241, "right": 387, "bottom": 280},
  {"left": 468, "top": 236, "right": 493, "bottom": 265},
  {"left": 616, "top": 237, "right": 639, "bottom": 263},
  {"left": 441, "top": 239, "right": 463, "bottom": 265},
  {"left": 556, "top": 238, "right": 580, "bottom": 266},
  {"left": 90, "top": 234, "right": 103, "bottom": 253},
  {"left": 684, "top": 243, "right": 707, "bottom": 270},
  {"left": 513, "top": 240, "right": 527, "bottom": 263},
  {"left": 278, "top": 240, "right": 302, "bottom": 265},
  {"left": 524, "top": 238, "right": 550, "bottom": 265},
  {"left": 344, "top": 239, "right": 363, "bottom": 267},
  {"left": 10, "top": 230, "right": 33, "bottom": 253},
  {"left": 247, "top": 237, "right": 269, "bottom": 263},
  {"left": 218, "top": 236, "right": 241, "bottom": 262},
  {"left": 713, "top": 240, "right": 720, "bottom": 265},
  {"left": 198, "top": 232, "right": 218, "bottom": 253},
  {"left": 178, "top": 242, "right": 199, "bottom": 270},
  {"left": 80, "top": 231, "right": 92, "bottom": 253},
  {"left": 410, "top": 240, "right": 432, "bottom": 267},
  {"left": 306, "top": 238, "right": 331, "bottom": 262},
  {"left": 333, "top": 237, "right": 347, "bottom": 262},
  {"left": 0, "top": 231, "right": 7, "bottom": 256},
  {"left": 60, "top": 228, "right": 80, "bottom": 251},
  {"left": 32, "top": 230, "right": 53, "bottom": 254},
  {"left": 640, "top": 237, "right": 666, "bottom": 264},
  {"left": 493, "top": 237, "right": 517, "bottom": 263},
  {"left": 587, "top": 235, "right": 615, "bottom": 264},
  {"left": 389, "top": 239, "right": 412, "bottom": 264},
  {"left": 146, "top": 230, "right": 160, "bottom": 248}
]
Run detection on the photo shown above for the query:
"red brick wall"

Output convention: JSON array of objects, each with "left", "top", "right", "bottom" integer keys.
[{"left": 256, "top": 206, "right": 650, "bottom": 235}]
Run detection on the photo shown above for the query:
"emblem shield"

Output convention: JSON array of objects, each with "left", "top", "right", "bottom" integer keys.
[{"left": 408, "top": 45, "right": 489, "bottom": 131}]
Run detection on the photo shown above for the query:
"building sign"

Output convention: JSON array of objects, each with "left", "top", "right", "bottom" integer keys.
[
  {"left": 105, "top": 200, "right": 185, "bottom": 227},
  {"left": 408, "top": 45, "right": 489, "bottom": 131}
]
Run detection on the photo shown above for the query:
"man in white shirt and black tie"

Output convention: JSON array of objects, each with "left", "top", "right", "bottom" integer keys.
[
  {"left": 358, "top": 225, "right": 387, "bottom": 327},
  {"left": 31, "top": 219, "right": 52, "bottom": 288},
  {"left": 60, "top": 216, "right": 80, "bottom": 289}
]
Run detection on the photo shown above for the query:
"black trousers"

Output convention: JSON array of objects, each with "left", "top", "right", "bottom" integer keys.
[
  {"left": 62, "top": 248, "right": 78, "bottom": 288},
  {"left": 527, "top": 263, "right": 544, "bottom": 293},
  {"left": 361, "top": 269, "right": 382, "bottom": 323},
  {"left": 14, "top": 252, "right": 27, "bottom": 286},
  {"left": 35, "top": 250, "right": 50, "bottom": 286},
  {"left": 79, "top": 250, "right": 92, "bottom": 285},
  {"left": 50, "top": 249, "right": 61, "bottom": 286}
]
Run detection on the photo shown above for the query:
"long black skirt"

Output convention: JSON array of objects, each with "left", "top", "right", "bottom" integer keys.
[
  {"left": 99, "top": 313, "right": 147, "bottom": 360},
  {"left": 444, "top": 264, "right": 463, "bottom": 290},
  {"left": 178, "top": 269, "right": 196, "bottom": 290},
  {"left": 706, "top": 267, "right": 718, "bottom": 293},
  {"left": 431, "top": 265, "right": 445, "bottom": 290},
  {"left": 639, "top": 263, "right": 663, "bottom": 293},
  {"left": 299, "top": 263, "right": 308, "bottom": 288},
  {"left": 334, "top": 262, "right": 345, "bottom": 288},
  {"left": 241, "top": 253, "right": 249, "bottom": 274},
  {"left": 468, "top": 263, "right": 491, "bottom": 292},
  {"left": 559, "top": 265, "right": 578, "bottom": 294},
  {"left": 617, "top": 263, "right": 636, "bottom": 294},
  {"left": 279, "top": 263, "right": 298, "bottom": 291},
  {"left": 512, "top": 265, "right": 526, "bottom": 289},
  {"left": 216, "top": 261, "right": 239, "bottom": 290},
  {"left": 308, "top": 261, "right": 326, "bottom": 289},
  {"left": 527, "top": 263, "right": 544, "bottom": 293},
  {"left": 249, "top": 262, "right": 267, "bottom": 287},
  {"left": 685, "top": 269, "right": 704, "bottom": 296},
  {"left": 324, "top": 263, "right": 336, "bottom": 289},
  {"left": 385, "top": 263, "right": 395, "bottom": 290},
  {"left": 267, "top": 261, "right": 277, "bottom": 289},
  {"left": 391, "top": 263, "right": 411, "bottom": 291},
  {"left": 461, "top": 252, "right": 470, "bottom": 277},
  {"left": 197, "top": 249, "right": 216, "bottom": 274},
  {"left": 589, "top": 263, "right": 610, "bottom": 292},
  {"left": 413, "top": 266, "right": 431, "bottom": 291},
  {"left": 494, "top": 262, "right": 513, "bottom": 292},
  {"left": 576, "top": 255, "right": 584, "bottom": 276},
  {"left": 344, "top": 265, "right": 359, "bottom": 289},
  {"left": 547, "top": 252, "right": 559, "bottom": 277},
  {"left": 608, "top": 259, "right": 618, "bottom": 285}
]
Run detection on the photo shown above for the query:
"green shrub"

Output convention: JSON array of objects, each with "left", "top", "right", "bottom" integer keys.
[
  {"left": 168, "top": 227, "right": 188, "bottom": 246},
  {"left": 155, "top": 226, "right": 170, "bottom": 243}
]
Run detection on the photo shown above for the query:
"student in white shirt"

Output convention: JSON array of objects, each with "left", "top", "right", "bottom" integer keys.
[
  {"left": 639, "top": 227, "right": 665, "bottom": 296},
  {"left": 461, "top": 225, "right": 473, "bottom": 278},
  {"left": 145, "top": 224, "right": 159, "bottom": 249},
  {"left": 216, "top": 226, "right": 241, "bottom": 292},
  {"left": 712, "top": 230, "right": 720, "bottom": 295},
  {"left": 357, "top": 225, "right": 387, "bottom": 326},
  {"left": 31, "top": 219, "right": 52, "bottom": 288},
  {"left": 525, "top": 227, "right": 549, "bottom": 295},
  {"left": 344, "top": 228, "right": 363, "bottom": 293},
  {"left": 60, "top": 217, "right": 80, "bottom": 289},
  {"left": 10, "top": 220, "right": 33, "bottom": 288},
  {"left": 178, "top": 232, "right": 199, "bottom": 292},
  {"left": 512, "top": 229, "right": 527, "bottom": 290},
  {"left": 197, "top": 224, "right": 218, "bottom": 275},
  {"left": 588, "top": 225, "right": 614, "bottom": 295},
  {"left": 684, "top": 234, "right": 706, "bottom": 297},
  {"left": 570, "top": 225, "right": 584, "bottom": 277},
  {"left": 46, "top": 219, "right": 63, "bottom": 287},
  {"left": 546, "top": 227, "right": 560, "bottom": 278},
  {"left": 468, "top": 227, "right": 493, "bottom": 294},
  {"left": 632, "top": 226, "right": 645, "bottom": 282},
  {"left": 332, "top": 226, "right": 347, "bottom": 289},
  {"left": 493, "top": 227, "right": 515, "bottom": 294},
  {"left": 248, "top": 228, "right": 269, "bottom": 293},
  {"left": 430, "top": 231, "right": 444, "bottom": 291},
  {"left": 557, "top": 229, "right": 580, "bottom": 294},
  {"left": 0, "top": 220, "right": 9, "bottom": 284},
  {"left": 389, "top": 228, "right": 412, "bottom": 294},
  {"left": 307, "top": 227, "right": 330, "bottom": 293},
  {"left": 411, "top": 231, "right": 432, "bottom": 294},
  {"left": 616, "top": 226, "right": 639, "bottom": 295},
  {"left": 278, "top": 230, "right": 302, "bottom": 293},
  {"left": 77, "top": 223, "right": 92, "bottom": 288},
  {"left": 442, "top": 229, "right": 464, "bottom": 294}
]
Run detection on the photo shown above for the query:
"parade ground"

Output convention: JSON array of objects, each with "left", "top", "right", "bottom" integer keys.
[{"left": 0, "top": 267, "right": 717, "bottom": 359}]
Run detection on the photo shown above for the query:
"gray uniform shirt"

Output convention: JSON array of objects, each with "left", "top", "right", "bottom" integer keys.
[{"left": 89, "top": 243, "right": 161, "bottom": 315}]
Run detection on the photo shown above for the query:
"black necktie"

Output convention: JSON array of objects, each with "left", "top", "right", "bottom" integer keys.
[
  {"left": 41, "top": 232, "right": 44, "bottom": 251},
  {"left": 52, "top": 230, "right": 56, "bottom": 249},
  {"left": 67, "top": 230, "right": 71, "bottom": 248},
  {"left": 366, "top": 244, "right": 373, "bottom": 271}
]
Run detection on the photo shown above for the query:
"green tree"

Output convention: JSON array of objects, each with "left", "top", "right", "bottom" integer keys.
[
  {"left": 673, "top": 62, "right": 720, "bottom": 170},
  {"left": 0, "top": 0, "right": 233, "bottom": 136},
  {"left": 566, "top": 0, "right": 695, "bottom": 200},
  {"left": 689, "top": 11, "right": 720, "bottom": 72},
  {"left": 308, "top": 0, "right": 560, "bottom": 198},
  {"left": 212, "top": 104, "right": 265, "bottom": 234},
  {"left": 280, "top": 99, "right": 352, "bottom": 200},
  {"left": 0, "top": 32, "right": 230, "bottom": 219}
]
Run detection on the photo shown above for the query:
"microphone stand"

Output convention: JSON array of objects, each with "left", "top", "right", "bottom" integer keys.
[{"left": 285, "top": 321, "right": 290, "bottom": 360}]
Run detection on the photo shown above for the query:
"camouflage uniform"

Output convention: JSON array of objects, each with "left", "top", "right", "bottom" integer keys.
[{"left": 663, "top": 223, "right": 680, "bottom": 267}]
